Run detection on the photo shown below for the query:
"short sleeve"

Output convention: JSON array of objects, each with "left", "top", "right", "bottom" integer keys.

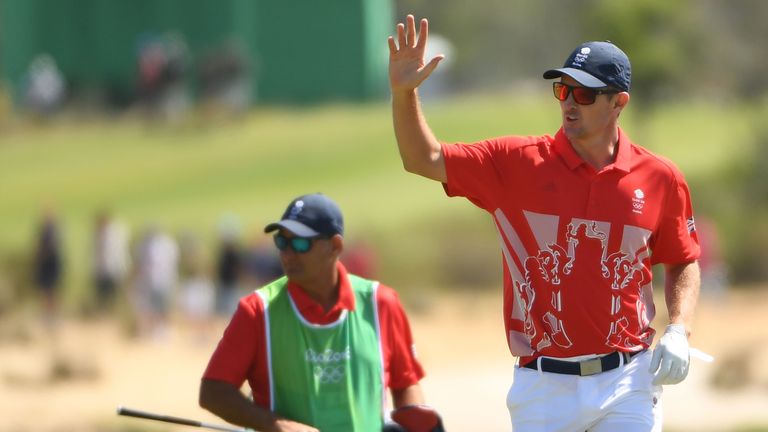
[
  {"left": 376, "top": 284, "right": 425, "bottom": 390},
  {"left": 442, "top": 139, "right": 506, "bottom": 211},
  {"left": 442, "top": 136, "right": 543, "bottom": 212},
  {"left": 650, "top": 170, "right": 701, "bottom": 265},
  {"left": 203, "top": 295, "right": 265, "bottom": 391}
]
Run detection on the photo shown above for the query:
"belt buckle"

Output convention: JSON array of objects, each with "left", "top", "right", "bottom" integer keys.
[{"left": 579, "top": 358, "right": 603, "bottom": 376}]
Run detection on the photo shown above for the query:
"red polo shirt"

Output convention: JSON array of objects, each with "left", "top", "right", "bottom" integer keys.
[
  {"left": 203, "top": 262, "right": 425, "bottom": 409},
  {"left": 443, "top": 127, "right": 700, "bottom": 364}
]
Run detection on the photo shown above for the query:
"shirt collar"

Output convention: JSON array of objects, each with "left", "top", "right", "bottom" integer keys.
[
  {"left": 553, "top": 127, "right": 632, "bottom": 173},
  {"left": 613, "top": 127, "right": 632, "bottom": 173},
  {"left": 286, "top": 261, "right": 356, "bottom": 323}
]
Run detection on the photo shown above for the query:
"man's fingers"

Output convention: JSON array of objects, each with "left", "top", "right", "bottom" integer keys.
[
  {"left": 387, "top": 36, "right": 397, "bottom": 56},
  {"left": 649, "top": 348, "right": 662, "bottom": 372},
  {"left": 400, "top": 15, "right": 416, "bottom": 49},
  {"left": 652, "top": 358, "right": 673, "bottom": 385},
  {"left": 666, "top": 363, "right": 686, "bottom": 384},
  {"left": 389, "top": 15, "right": 440, "bottom": 91},
  {"left": 420, "top": 55, "right": 444, "bottom": 78},
  {"left": 397, "top": 22, "right": 406, "bottom": 50},
  {"left": 405, "top": 15, "right": 416, "bottom": 48},
  {"left": 416, "top": 18, "right": 429, "bottom": 50},
  {"left": 392, "top": 15, "right": 431, "bottom": 55},
  {"left": 671, "top": 366, "right": 685, "bottom": 384},
  {"left": 680, "top": 363, "right": 690, "bottom": 381},
  {"left": 665, "top": 365, "right": 680, "bottom": 384}
]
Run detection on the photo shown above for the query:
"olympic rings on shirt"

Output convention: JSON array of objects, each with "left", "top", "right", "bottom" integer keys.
[{"left": 313, "top": 364, "right": 346, "bottom": 384}]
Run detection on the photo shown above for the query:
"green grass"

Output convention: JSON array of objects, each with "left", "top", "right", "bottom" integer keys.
[
  {"left": 0, "top": 92, "right": 760, "bottom": 307},
  {"left": 640, "top": 102, "right": 756, "bottom": 175}
]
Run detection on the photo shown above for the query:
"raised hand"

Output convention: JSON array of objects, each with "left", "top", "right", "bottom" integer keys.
[{"left": 387, "top": 15, "right": 444, "bottom": 93}]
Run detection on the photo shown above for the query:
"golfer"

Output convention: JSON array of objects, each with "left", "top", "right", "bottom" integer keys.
[
  {"left": 200, "top": 193, "right": 443, "bottom": 432},
  {"left": 387, "top": 15, "right": 700, "bottom": 431}
]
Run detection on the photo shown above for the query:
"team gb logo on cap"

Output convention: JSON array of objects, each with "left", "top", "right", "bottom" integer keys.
[
  {"left": 572, "top": 47, "right": 591, "bottom": 67},
  {"left": 289, "top": 200, "right": 305, "bottom": 219}
]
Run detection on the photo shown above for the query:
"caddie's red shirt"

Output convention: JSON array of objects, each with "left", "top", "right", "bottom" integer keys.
[
  {"left": 202, "top": 262, "right": 425, "bottom": 409},
  {"left": 443, "top": 127, "right": 700, "bottom": 364}
]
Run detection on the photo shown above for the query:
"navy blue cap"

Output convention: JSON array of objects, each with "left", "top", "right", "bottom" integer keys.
[
  {"left": 543, "top": 41, "right": 631, "bottom": 92},
  {"left": 264, "top": 193, "right": 344, "bottom": 238}
]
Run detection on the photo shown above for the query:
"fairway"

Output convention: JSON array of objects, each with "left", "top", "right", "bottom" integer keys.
[{"left": 0, "top": 92, "right": 758, "bottom": 306}]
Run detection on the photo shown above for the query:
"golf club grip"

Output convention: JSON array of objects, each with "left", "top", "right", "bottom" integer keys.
[{"left": 117, "top": 407, "right": 202, "bottom": 427}]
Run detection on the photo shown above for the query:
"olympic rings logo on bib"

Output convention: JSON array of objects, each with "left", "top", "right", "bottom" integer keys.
[
  {"left": 313, "top": 364, "right": 346, "bottom": 384},
  {"left": 305, "top": 347, "right": 350, "bottom": 384}
]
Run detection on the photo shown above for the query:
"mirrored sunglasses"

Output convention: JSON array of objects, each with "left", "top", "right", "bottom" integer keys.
[
  {"left": 553, "top": 82, "right": 618, "bottom": 105},
  {"left": 273, "top": 233, "right": 315, "bottom": 253}
]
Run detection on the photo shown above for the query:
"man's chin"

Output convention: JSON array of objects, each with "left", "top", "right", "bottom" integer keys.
[
  {"left": 563, "top": 125, "right": 583, "bottom": 141},
  {"left": 283, "top": 268, "right": 303, "bottom": 280}
]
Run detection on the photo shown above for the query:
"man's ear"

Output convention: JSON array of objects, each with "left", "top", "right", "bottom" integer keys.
[
  {"left": 615, "top": 91, "right": 630, "bottom": 109},
  {"left": 331, "top": 234, "right": 344, "bottom": 256}
]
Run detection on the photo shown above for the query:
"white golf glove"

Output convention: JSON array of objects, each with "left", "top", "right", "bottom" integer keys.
[{"left": 649, "top": 324, "right": 690, "bottom": 385}]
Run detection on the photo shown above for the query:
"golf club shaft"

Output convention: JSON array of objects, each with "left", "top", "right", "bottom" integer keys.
[{"left": 117, "top": 406, "right": 249, "bottom": 432}]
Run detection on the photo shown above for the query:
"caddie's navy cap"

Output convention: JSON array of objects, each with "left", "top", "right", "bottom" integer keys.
[
  {"left": 264, "top": 193, "right": 344, "bottom": 238},
  {"left": 543, "top": 41, "right": 631, "bottom": 92}
]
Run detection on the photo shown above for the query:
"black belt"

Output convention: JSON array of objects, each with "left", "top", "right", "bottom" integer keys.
[{"left": 521, "top": 351, "right": 643, "bottom": 376}]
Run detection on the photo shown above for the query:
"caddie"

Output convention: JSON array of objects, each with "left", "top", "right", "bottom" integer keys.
[{"left": 200, "top": 193, "right": 444, "bottom": 432}]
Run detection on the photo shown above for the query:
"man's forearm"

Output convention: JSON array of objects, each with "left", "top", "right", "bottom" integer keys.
[
  {"left": 664, "top": 261, "right": 701, "bottom": 336},
  {"left": 199, "top": 379, "right": 278, "bottom": 431},
  {"left": 391, "top": 90, "right": 446, "bottom": 182},
  {"left": 391, "top": 383, "right": 425, "bottom": 409}
]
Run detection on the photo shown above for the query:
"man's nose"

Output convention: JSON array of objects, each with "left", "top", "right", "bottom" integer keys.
[{"left": 563, "top": 91, "right": 578, "bottom": 107}]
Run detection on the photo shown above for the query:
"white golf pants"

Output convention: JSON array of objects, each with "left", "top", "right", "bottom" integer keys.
[{"left": 506, "top": 350, "right": 662, "bottom": 432}]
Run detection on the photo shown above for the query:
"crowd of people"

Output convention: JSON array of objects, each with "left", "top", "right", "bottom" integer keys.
[
  {"left": 28, "top": 207, "right": 378, "bottom": 341},
  {"left": 16, "top": 31, "right": 251, "bottom": 122}
]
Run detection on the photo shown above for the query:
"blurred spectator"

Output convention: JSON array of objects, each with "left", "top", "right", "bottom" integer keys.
[
  {"left": 696, "top": 216, "right": 729, "bottom": 298},
  {"left": 161, "top": 32, "right": 190, "bottom": 122},
  {"left": 34, "top": 208, "right": 63, "bottom": 325},
  {"left": 242, "top": 235, "right": 283, "bottom": 289},
  {"left": 214, "top": 215, "right": 243, "bottom": 316},
  {"left": 178, "top": 231, "right": 214, "bottom": 343},
  {"left": 136, "top": 32, "right": 190, "bottom": 123},
  {"left": 23, "top": 53, "right": 66, "bottom": 117},
  {"left": 199, "top": 40, "right": 252, "bottom": 116},
  {"left": 91, "top": 209, "right": 131, "bottom": 313},
  {"left": 0, "top": 81, "right": 11, "bottom": 124},
  {"left": 178, "top": 231, "right": 207, "bottom": 288},
  {"left": 137, "top": 35, "right": 166, "bottom": 111},
  {"left": 180, "top": 274, "right": 215, "bottom": 343},
  {"left": 132, "top": 225, "right": 179, "bottom": 340}
]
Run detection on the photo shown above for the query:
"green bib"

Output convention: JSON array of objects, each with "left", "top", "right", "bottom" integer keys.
[{"left": 258, "top": 275, "right": 384, "bottom": 431}]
